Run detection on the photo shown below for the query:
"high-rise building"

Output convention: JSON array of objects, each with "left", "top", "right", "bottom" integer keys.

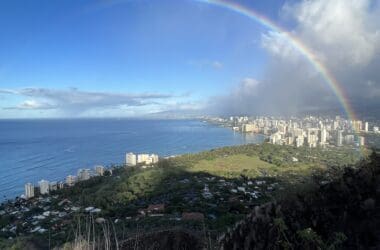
[
  {"left": 126, "top": 152, "right": 137, "bottom": 166},
  {"left": 364, "top": 122, "right": 369, "bottom": 132},
  {"left": 320, "top": 128, "right": 327, "bottom": 145},
  {"left": 25, "top": 183, "right": 35, "bottom": 199},
  {"left": 277, "top": 124, "right": 287, "bottom": 134},
  {"left": 286, "top": 137, "right": 294, "bottom": 146},
  {"left": 147, "top": 154, "right": 159, "bottom": 164},
  {"left": 358, "top": 136, "right": 365, "bottom": 146},
  {"left": 344, "top": 134, "right": 355, "bottom": 144},
  {"left": 352, "top": 120, "right": 362, "bottom": 132},
  {"left": 357, "top": 136, "right": 365, "bottom": 147},
  {"left": 337, "top": 130, "right": 343, "bottom": 147},
  {"left": 307, "top": 129, "right": 318, "bottom": 147},
  {"left": 374, "top": 126, "right": 379, "bottom": 133},
  {"left": 77, "top": 169, "right": 91, "bottom": 181},
  {"left": 295, "top": 136, "right": 304, "bottom": 147},
  {"left": 66, "top": 175, "right": 77, "bottom": 186},
  {"left": 38, "top": 180, "right": 50, "bottom": 195},
  {"left": 293, "top": 128, "right": 303, "bottom": 137},
  {"left": 309, "top": 134, "right": 318, "bottom": 147},
  {"left": 137, "top": 154, "right": 150, "bottom": 164},
  {"left": 94, "top": 165, "right": 105, "bottom": 176},
  {"left": 270, "top": 132, "right": 282, "bottom": 145},
  {"left": 333, "top": 121, "right": 339, "bottom": 130},
  {"left": 242, "top": 123, "right": 255, "bottom": 133}
]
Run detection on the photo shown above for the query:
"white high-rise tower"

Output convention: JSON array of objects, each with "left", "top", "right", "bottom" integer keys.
[
  {"left": 38, "top": 180, "right": 50, "bottom": 195},
  {"left": 25, "top": 183, "right": 35, "bottom": 199},
  {"left": 126, "top": 152, "right": 137, "bottom": 166}
]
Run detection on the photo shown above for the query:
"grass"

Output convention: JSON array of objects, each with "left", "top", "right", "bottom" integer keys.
[
  {"left": 188, "top": 154, "right": 323, "bottom": 179},
  {"left": 189, "top": 154, "right": 273, "bottom": 178}
]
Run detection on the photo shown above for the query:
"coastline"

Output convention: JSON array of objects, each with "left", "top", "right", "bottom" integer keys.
[{"left": 0, "top": 119, "right": 265, "bottom": 202}]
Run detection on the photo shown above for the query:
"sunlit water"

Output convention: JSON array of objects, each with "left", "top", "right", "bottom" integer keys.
[{"left": 0, "top": 119, "right": 265, "bottom": 200}]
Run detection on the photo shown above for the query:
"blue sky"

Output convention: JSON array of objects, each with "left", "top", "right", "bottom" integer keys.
[
  {"left": 0, "top": 0, "right": 291, "bottom": 118},
  {"left": 1, "top": 0, "right": 377, "bottom": 118}
]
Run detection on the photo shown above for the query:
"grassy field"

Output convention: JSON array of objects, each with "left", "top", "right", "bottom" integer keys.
[
  {"left": 189, "top": 154, "right": 275, "bottom": 178},
  {"left": 188, "top": 154, "right": 325, "bottom": 179}
]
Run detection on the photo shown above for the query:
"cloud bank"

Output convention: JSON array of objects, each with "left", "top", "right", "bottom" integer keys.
[
  {"left": 0, "top": 88, "right": 177, "bottom": 116},
  {"left": 208, "top": 0, "right": 380, "bottom": 117}
]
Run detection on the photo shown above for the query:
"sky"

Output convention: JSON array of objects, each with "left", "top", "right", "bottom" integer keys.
[{"left": 0, "top": 0, "right": 379, "bottom": 118}]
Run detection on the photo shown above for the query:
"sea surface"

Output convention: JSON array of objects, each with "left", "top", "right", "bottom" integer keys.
[{"left": 0, "top": 119, "right": 265, "bottom": 200}]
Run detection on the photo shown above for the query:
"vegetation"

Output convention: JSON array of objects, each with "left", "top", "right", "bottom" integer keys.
[
  {"left": 55, "top": 143, "right": 365, "bottom": 207},
  {"left": 219, "top": 151, "right": 380, "bottom": 249},
  {"left": 0, "top": 143, "right": 369, "bottom": 249}
]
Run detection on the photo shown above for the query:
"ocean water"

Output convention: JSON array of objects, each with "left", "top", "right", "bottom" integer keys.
[{"left": 0, "top": 119, "right": 265, "bottom": 200}]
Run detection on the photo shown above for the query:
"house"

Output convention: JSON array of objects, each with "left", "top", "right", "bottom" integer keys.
[
  {"left": 147, "top": 204, "right": 165, "bottom": 213},
  {"left": 42, "top": 211, "right": 51, "bottom": 217},
  {"left": 250, "top": 192, "right": 259, "bottom": 199},
  {"left": 202, "top": 184, "right": 213, "bottom": 199},
  {"left": 91, "top": 208, "right": 101, "bottom": 213},
  {"left": 58, "top": 199, "right": 71, "bottom": 206},
  {"left": 228, "top": 196, "right": 240, "bottom": 203},
  {"left": 182, "top": 212, "right": 204, "bottom": 221},
  {"left": 137, "top": 204, "right": 165, "bottom": 216},
  {"left": 148, "top": 214, "right": 164, "bottom": 217},
  {"left": 138, "top": 208, "right": 146, "bottom": 216},
  {"left": 85, "top": 207, "right": 95, "bottom": 212},
  {"left": 58, "top": 212, "right": 68, "bottom": 218}
]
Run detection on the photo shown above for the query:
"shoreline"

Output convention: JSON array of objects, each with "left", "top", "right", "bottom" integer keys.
[
  {"left": 0, "top": 120, "right": 266, "bottom": 202},
  {"left": 1, "top": 140, "right": 269, "bottom": 205}
]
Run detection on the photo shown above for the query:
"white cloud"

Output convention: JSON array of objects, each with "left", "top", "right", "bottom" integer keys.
[
  {"left": 261, "top": 31, "right": 302, "bottom": 62},
  {"left": 237, "top": 78, "right": 260, "bottom": 96},
  {"left": 282, "top": 0, "right": 380, "bottom": 67},
  {"left": 9, "top": 100, "right": 56, "bottom": 110},
  {"left": 0, "top": 88, "right": 179, "bottom": 115}
]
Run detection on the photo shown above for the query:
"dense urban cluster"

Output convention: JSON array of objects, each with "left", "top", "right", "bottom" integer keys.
[
  {"left": 23, "top": 152, "right": 159, "bottom": 200},
  {"left": 23, "top": 165, "right": 109, "bottom": 200},
  {"left": 125, "top": 152, "right": 159, "bottom": 167},
  {"left": 1, "top": 152, "right": 161, "bottom": 244},
  {"left": 207, "top": 115, "right": 378, "bottom": 148}
]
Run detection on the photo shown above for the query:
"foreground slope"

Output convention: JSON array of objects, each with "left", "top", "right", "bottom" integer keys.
[{"left": 219, "top": 151, "right": 380, "bottom": 249}]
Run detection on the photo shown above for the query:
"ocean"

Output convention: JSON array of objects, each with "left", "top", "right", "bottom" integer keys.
[{"left": 0, "top": 119, "right": 265, "bottom": 200}]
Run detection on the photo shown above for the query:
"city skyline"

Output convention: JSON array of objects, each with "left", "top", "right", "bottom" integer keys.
[{"left": 0, "top": 0, "right": 380, "bottom": 118}]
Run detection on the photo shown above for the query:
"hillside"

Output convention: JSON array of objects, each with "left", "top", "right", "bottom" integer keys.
[
  {"left": 0, "top": 144, "right": 369, "bottom": 249},
  {"left": 219, "top": 151, "right": 380, "bottom": 249}
]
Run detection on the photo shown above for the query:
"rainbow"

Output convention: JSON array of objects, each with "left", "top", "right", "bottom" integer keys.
[{"left": 195, "top": 0, "right": 357, "bottom": 123}]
